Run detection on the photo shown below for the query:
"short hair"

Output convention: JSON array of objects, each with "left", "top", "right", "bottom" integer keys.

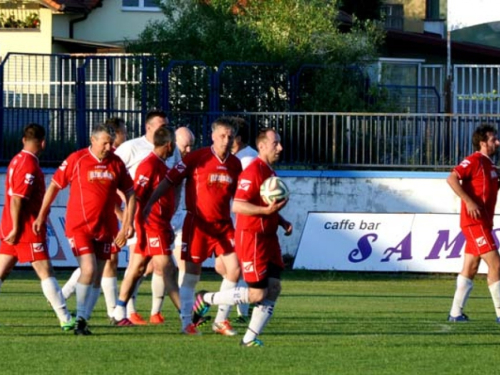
[
  {"left": 472, "top": 123, "right": 497, "bottom": 151},
  {"left": 105, "top": 117, "right": 126, "bottom": 133},
  {"left": 232, "top": 117, "right": 251, "bottom": 144},
  {"left": 153, "top": 126, "right": 175, "bottom": 147},
  {"left": 255, "top": 127, "right": 275, "bottom": 146},
  {"left": 23, "top": 123, "right": 45, "bottom": 142},
  {"left": 92, "top": 123, "right": 116, "bottom": 139},
  {"left": 145, "top": 109, "right": 167, "bottom": 124},
  {"left": 211, "top": 116, "right": 236, "bottom": 133}
]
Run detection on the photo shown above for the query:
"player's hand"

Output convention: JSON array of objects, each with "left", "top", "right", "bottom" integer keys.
[
  {"left": 114, "top": 228, "right": 128, "bottom": 248},
  {"left": 265, "top": 199, "right": 287, "bottom": 215},
  {"left": 32, "top": 217, "right": 44, "bottom": 236},
  {"left": 466, "top": 201, "right": 482, "bottom": 219},
  {"left": 4, "top": 228, "right": 20, "bottom": 245},
  {"left": 281, "top": 220, "right": 293, "bottom": 236}
]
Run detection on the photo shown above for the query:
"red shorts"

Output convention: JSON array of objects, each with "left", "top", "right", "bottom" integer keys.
[
  {"left": 135, "top": 230, "right": 173, "bottom": 257},
  {"left": 462, "top": 225, "right": 497, "bottom": 256},
  {"left": 235, "top": 230, "right": 284, "bottom": 284},
  {"left": 68, "top": 234, "right": 113, "bottom": 260},
  {"left": 111, "top": 243, "right": 120, "bottom": 254},
  {"left": 181, "top": 213, "right": 235, "bottom": 264},
  {"left": 0, "top": 241, "right": 49, "bottom": 263}
]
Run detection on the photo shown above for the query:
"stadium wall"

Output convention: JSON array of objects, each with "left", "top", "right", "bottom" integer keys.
[{"left": 0, "top": 170, "right": 473, "bottom": 270}]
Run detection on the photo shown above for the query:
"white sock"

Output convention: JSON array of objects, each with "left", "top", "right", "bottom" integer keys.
[
  {"left": 488, "top": 280, "right": 500, "bottom": 318},
  {"left": 205, "top": 287, "right": 249, "bottom": 306},
  {"left": 178, "top": 272, "right": 199, "bottom": 330},
  {"left": 214, "top": 279, "right": 237, "bottom": 323},
  {"left": 126, "top": 275, "right": 144, "bottom": 317},
  {"left": 41, "top": 277, "right": 72, "bottom": 323},
  {"left": 101, "top": 277, "right": 118, "bottom": 318},
  {"left": 75, "top": 282, "right": 91, "bottom": 320},
  {"left": 112, "top": 301, "right": 127, "bottom": 321},
  {"left": 85, "top": 287, "right": 101, "bottom": 320},
  {"left": 450, "top": 275, "right": 473, "bottom": 317},
  {"left": 236, "top": 279, "right": 249, "bottom": 316},
  {"left": 243, "top": 299, "right": 275, "bottom": 343},
  {"left": 62, "top": 268, "right": 81, "bottom": 300},
  {"left": 151, "top": 273, "right": 165, "bottom": 316}
]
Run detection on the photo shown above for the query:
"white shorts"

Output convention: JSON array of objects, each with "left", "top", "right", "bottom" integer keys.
[{"left": 171, "top": 209, "right": 187, "bottom": 247}]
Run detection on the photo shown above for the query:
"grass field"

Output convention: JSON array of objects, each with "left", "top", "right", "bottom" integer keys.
[{"left": 0, "top": 269, "right": 499, "bottom": 374}]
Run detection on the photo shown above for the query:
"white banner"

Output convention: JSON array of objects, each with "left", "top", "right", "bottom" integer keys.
[
  {"left": 448, "top": 0, "right": 500, "bottom": 31},
  {"left": 293, "top": 212, "right": 498, "bottom": 273}
]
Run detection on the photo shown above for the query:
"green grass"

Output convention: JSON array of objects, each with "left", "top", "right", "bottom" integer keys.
[{"left": 0, "top": 270, "right": 499, "bottom": 374}]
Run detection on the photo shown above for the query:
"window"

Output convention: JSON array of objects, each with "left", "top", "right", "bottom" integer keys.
[{"left": 122, "top": 0, "right": 161, "bottom": 11}]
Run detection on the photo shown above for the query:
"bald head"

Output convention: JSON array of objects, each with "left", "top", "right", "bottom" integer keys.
[{"left": 175, "top": 127, "right": 195, "bottom": 157}]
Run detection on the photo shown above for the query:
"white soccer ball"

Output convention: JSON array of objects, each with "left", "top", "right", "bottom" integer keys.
[{"left": 260, "top": 176, "right": 290, "bottom": 205}]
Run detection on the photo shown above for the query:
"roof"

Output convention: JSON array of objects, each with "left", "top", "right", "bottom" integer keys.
[{"left": 40, "top": 0, "right": 102, "bottom": 13}]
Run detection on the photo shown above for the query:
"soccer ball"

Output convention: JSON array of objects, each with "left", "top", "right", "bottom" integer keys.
[{"left": 260, "top": 176, "right": 290, "bottom": 205}]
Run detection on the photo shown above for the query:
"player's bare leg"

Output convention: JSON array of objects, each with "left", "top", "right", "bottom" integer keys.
[{"left": 101, "top": 252, "right": 119, "bottom": 319}]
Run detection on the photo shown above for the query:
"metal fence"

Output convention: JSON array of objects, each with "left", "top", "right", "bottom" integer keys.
[{"left": 1, "top": 109, "right": 498, "bottom": 171}]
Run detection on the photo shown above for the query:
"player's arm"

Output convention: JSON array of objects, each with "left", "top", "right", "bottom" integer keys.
[
  {"left": 33, "top": 181, "right": 61, "bottom": 235},
  {"left": 447, "top": 171, "right": 481, "bottom": 219},
  {"left": 115, "top": 189, "right": 136, "bottom": 247},
  {"left": 143, "top": 178, "right": 173, "bottom": 221},
  {"left": 4, "top": 195, "right": 23, "bottom": 244},
  {"left": 232, "top": 198, "right": 286, "bottom": 216},
  {"left": 278, "top": 214, "right": 293, "bottom": 236}
]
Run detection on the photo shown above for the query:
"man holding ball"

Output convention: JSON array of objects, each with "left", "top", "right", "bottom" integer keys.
[{"left": 193, "top": 128, "right": 292, "bottom": 347}]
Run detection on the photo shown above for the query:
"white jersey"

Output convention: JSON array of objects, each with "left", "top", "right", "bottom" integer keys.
[{"left": 235, "top": 145, "right": 258, "bottom": 170}]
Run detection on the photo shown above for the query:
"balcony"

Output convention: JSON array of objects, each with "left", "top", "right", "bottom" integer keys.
[{"left": 0, "top": 1, "right": 40, "bottom": 30}]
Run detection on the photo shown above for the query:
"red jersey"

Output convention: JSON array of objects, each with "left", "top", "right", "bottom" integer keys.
[
  {"left": 453, "top": 151, "right": 499, "bottom": 228},
  {"left": 0, "top": 150, "right": 46, "bottom": 242},
  {"left": 53, "top": 147, "right": 134, "bottom": 241},
  {"left": 167, "top": 147, "right": 242, "bottom": 223},
  {"left": 234, "top": 157, "right": 279, "bottom": 234},
  {"left": 134, "top": 152, "right": 175, "bottom": 232}
]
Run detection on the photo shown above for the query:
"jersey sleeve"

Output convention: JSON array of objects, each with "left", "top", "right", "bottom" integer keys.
[
  {"left": 454, "top": 156, "right": 477, "bottom": 180},
  {"left": 166, "top": 152, "right": 192, "bottom": 185},
  {"left": 10, "top": 158, "right": 37, "bottom": 199},
  {"left": 234, "top": 168, "right": 259, "bottom": 202},
  {"left": 134, "top": 162, "right": 153, "bottom": 202},
  {"left": 116, "top": 159, "right": 134, "bottom": 195},
  {"left": 52, "top": 154, "right": 75, "bottom": 189}
]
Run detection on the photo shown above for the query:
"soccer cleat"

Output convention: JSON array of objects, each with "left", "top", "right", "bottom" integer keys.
[
  {"left": 128, "top": 312, "right": 147, "bottom": 325},
  {"left": 193, "top": 290, "right": 211, "bottom": 318},
  {"left": 193, "top": 315, "right": 212, "bottom": 328},
  {"left": 496, "top": 317, "right": 500, "bottom": 324},
  {"left": 60, "top": 316, "right": 76, "bottom": 332},
  {"left": 447, "top": 313, "right": 469, "bottom": 322},
  {"left": 74, "top": 317, "right": 92, "bottom": 336},
  {"left": 240, "top": 338, "right": 264, "bottom": 347},
  {"left": 149, "top": 313, "right": 165, "bottom": 325},
  {"left": 182, "top": 323, "right": 201, "bottom": 336},
  {"left": 212, "top": 320, "right": 237, "bottom": 336},
  {"left": 112, "top": 318, "right": 134, "bottom": 326},
  {"left": 234, "top": 315, "right": 250, "bottom": 324}
]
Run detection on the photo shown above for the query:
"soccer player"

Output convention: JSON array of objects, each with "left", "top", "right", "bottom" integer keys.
[
  {"left": 61, "top": 117, "right": 128, "bottom": 320},
  {"left": 192, "top": 128, "right": 292, "bottom": 347},
  {"left": 33, "top": 124, "right": 136, "bottom": 335},
  {"left": 0, "top": 123, "right": 75, "bottom": 331},
  {"left": 114, "top": 109, "right": 176, "bottom": 325},
  {"left": 230, "top": 117, "right": 258, "bottom": 323},
  {"left": 447, "top": 123, "right": 500, "bottom": 322},
  {"left": 143, "top": 117, "right": 242, "bottom": 335},
  {"left": 112, "top": 127, "right": 180, "bottom": 325}
]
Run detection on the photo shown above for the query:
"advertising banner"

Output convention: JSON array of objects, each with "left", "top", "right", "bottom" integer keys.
[{"left": 293, "top": 212, "right": 494, "bottom": 273}]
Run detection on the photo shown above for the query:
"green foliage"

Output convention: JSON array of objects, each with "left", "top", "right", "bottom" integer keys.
[{"left": 126, "top": 0, "right": 387, "bottom": 112}]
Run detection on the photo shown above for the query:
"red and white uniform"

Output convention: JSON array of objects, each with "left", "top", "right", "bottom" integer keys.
[
  {"left": 134, "top": 152, "right": 175, "bottom": 257},
  {"left": 234, "top": 157, "right": 284, "bottom": 283},
  {"left": 167, "top": 147, "right": 242, "bottom": 263},
  {"left": 0, "top": 150, "right": 48, "bottom": 263},
  {"left": 53, "top": 147, "right": 134, "bottom": 246},
  {"left": 453, "top": 152, "right": 499, "bottom": 255}
]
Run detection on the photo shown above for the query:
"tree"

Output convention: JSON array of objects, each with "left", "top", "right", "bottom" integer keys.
[{"left": 126, "top": 0, "right": 386, "bottom": 112}]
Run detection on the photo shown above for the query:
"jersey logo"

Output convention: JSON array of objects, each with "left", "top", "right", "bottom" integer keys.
[
  {"left": 242, "top": 261, "right": 254, "bottom": 273},
  {"left": 137, "top": 174, "right": 149, "bottom": 187},
  {"left": 175, "top": 161, "right": 186, "bottom": 173},
  {"left": 59, "top": 160, "right": 68, "bottom": 171},
  {"left": 32, "top": 243, "right": 44, "bottom": 253},
  {"left": 208, "top": 173, "right": 233, "bottom": 185},
  {"left": 149, "top": 237, "right": 160, "bottom": 248},
  {"left": 475, "top": 236, "right": 487, "bottom": 247},
  {"left": 238, "top": 179, "right": 252, "bottom": 191},
  {"left": 88, "top": 170, "right": 115, "bottom": 183},
  {"left": 459, "top": 159, "right": 471, "bottom": 168},
  {"left": 24, "top": 173, "right": 35, "bottom": 185}
]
